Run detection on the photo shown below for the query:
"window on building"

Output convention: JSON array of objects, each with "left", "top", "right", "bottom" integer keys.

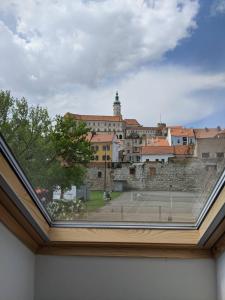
[
  {"left": 107, "top": 155, "right": 110, "bottom": 161},
  {"left": 95, "top": 155, "right": 99, "bottom": 161},
  {"left": 129, "top": 167, "right": 136, "bottom": 175},
  {"left": 98, "top": 171, "right": 102, "bottom": 178},
  {"left": 202, "top": 152, "right": 210, "bottom": 159},
  {"left": 183, "top": 137, "right": 187, "bottom": 145},
  {"left": 217, "top": 152, "right": 224, "bottom": 158}
]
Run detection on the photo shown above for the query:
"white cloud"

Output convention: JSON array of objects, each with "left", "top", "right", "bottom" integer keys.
[
  {"left": 42, "top": 65, "right": 225, "bottom": 126},
  {"left": 0, "top": 0, "right": 199, "bottom": 94},
  {"left": 1, "top": 0, "right": 224, "bottom": 127},
  {"left": 211, "top": 0, "right": 225, "bottom": 15}
]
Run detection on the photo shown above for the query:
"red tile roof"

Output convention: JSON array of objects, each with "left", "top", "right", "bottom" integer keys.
[
  {"left": 170, "top": 127, "right": 194, "bottom": 137},
  {"left": 147, "top": 137, "right": 169, "bottom": 147},
  {"left": 141, "top": 145, "right": 193, "bottom": 156},
  {"left": 66, "top": 113, "right": 123, "bottom": 122},
  {"left": 194, "top": 128, "right": 223, "bottom": 139},
  {"left": 87, "top": 133, "right": 115, "bottom": 143},
  {"left": 141, "top": 146, "right": 174, "bottom": 155},
  {"left": 124, "top": 119, "right": 141, "bottom": 126},
  {"left": 173, "top": 145, "right": 193, "bottom": 155},
  {"left": 215, "top": 129, "right": 225, "bottom": 138}
]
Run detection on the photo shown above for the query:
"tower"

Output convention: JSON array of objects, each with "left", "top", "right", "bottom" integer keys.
[{"left": 113, "top": 91, "right": 121, "bottom": 116}]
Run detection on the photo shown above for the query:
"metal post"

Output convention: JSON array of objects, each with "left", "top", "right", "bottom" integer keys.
[{"left": 104, "top": 147, "right": 107, "bottom": 192}]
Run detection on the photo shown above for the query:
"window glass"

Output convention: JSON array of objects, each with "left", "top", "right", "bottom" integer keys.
[{"left": 0, "top": 1, "right": 225, "bottom": 227}]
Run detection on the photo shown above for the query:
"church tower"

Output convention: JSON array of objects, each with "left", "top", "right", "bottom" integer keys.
[{"left": 113, "top": 91, "right": 121, "bottom": 116}]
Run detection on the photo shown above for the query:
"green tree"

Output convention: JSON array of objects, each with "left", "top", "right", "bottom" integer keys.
[{"left": 0, "top": 90, "right": 93, "bottom": 199}]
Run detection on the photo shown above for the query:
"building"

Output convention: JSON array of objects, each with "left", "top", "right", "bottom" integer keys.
[
  {"left": 113, "top": 91, "right": 122, "bottom": 116},
  {"left": 66, "top": 92, "right": 126, "bottom": 139},
  {"left": 126, "top": 126, "right": 161, "bottom": 138},
  {"left": 146, "top": 136, "right": 169, "bottom": 146},
  {"left": 124, "top": 137, "right": 146, "bottom": 162},
  {"left": 124, "top": 119, "right": 141, "bottom": 127},
  {"left": 194, "top": 128, "right": 225, "bottom": 159},
  {"left": 88, "top": 133, "right": 121, "bottom": 163},
  {"left": 67, "top": 113, "right": 125, "bottom": 139},
  {"left": 140, "top": 146, "right": 174, "bottom": 162},
  {"left": 167, "top": 127, "right": 195, "bottom": 146}
]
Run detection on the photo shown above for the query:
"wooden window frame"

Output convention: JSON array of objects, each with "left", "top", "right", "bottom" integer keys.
[{"left": 1, "top": 135, "right": 225, "bottom": 258}]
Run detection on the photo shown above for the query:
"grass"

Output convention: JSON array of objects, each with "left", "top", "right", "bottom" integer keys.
[{"left": 86, "top": 191, "right": 122, "bottom": 212}]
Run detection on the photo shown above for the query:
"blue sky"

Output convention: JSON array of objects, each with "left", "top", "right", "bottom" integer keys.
[
  {"left": 166, "top": 0, "right": 225, "bottom": 127},
  {"left": 0, "top": 0, "right": 224, "bottom": 127}
]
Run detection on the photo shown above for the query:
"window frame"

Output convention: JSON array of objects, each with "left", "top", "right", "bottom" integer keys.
[{"left": 1, "top": 134, "right": 225, "bottom": 258}]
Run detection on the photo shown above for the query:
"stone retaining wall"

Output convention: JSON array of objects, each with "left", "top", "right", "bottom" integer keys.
[{"left": 85, "top": 158, "right": 225, "bottom": 192}]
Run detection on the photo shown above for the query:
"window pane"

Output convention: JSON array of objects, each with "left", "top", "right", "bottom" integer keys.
[{"left": 0, "top": 1, "right": 225, "bottom": 227}]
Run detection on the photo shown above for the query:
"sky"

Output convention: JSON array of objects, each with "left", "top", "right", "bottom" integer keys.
[{"left": 0, "top": 0, "right": 225, "bottom": 127}]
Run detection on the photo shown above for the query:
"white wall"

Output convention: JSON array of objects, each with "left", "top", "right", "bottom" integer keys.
[
  {"left": 0, "top": 222, "right": 220, "bottom": 300},
  {"left": 0, "top": 223, "right": 35, "bottom": 300},
  {"left": 35, "top": 255, "right": 217, "bottom": 300},
  {"left": 140, "top": 153, "right": 174, "bottom": 162},
  {"left": 217, "top": 251, "right": 225, "bottom": 300}
]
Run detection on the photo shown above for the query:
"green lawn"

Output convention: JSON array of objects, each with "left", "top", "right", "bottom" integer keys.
[{"left": 86, "top": 191, "right": 122, "bottom": 212}]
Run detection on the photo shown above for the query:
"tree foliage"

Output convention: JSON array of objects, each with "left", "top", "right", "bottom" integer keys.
[{"left": 0, "top": 90, "right": 93, "bottom": 198}]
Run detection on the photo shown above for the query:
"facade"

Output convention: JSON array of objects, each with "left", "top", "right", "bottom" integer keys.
[
  {"left": 194, "top": 128, "right": 225, "bottom": 159},
  {"left": 67, "top": 113, "right": 125, "bottom": 139},
  {"left": 66, "top": 92, "right": 126, "bottom": 139},
  {"left": 123, "top": 137, "right": 146, "bottom": 162},
  {"left": 88, "top": 133, "right": 121, "bottom": 163},
  {"left": 140, "top": 146, "right": 174, "bottom": 162},
  {"left": 126, "top": 126, "right": 161, "bottom": 138},
  {"left": 167, "top": 127, "right": 195, "bottom": 146}
]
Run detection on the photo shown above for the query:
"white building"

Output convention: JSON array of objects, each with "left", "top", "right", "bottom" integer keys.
[
  {"left": 167, "top": 127, "right": 195, "bottom": 146},
  {"left": 140, "top": 146, "right": 174, "bottom": 163}
]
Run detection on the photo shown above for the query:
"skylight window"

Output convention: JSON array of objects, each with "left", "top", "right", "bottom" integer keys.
[
  {"left": 0, "top": 91, "right": 225, "bottom": 228},
  {"left": 0, "top": 1, "right": 225, "bottom": 229}
]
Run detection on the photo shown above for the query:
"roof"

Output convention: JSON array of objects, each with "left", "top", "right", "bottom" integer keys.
[
  {"left": 215, "top": 129, "right": 225, "bottom": 138},
  {"left": 147, "top": 137, "right": 169, "bottom": 147},
  {"left": 87, "top": 133, "right": 115, "bottom": 143},
  {"left": 141, "top": 146, "right": 174, "bottom": 155},
  {"left": 173, "top": 145, "right": 193, "bottom": 155},
  {"left": 194, "top": 128, "right": 223, "bottom": 139},
  {"left": 141, "top": 145, "right": 193, "bottom": 156},
  {"left": 124, "top": 119, "right": 141, "bottom": 126},
  {"left": 170, "top": 127, "right": 194, "bottom": 137},
  {"left": 66, "top": 113, "right": 123, "bottom": 122}
]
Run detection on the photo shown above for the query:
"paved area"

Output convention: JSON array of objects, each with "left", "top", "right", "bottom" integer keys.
[{"left": 82, "top": 191, "right": 206, "bottom": 223}]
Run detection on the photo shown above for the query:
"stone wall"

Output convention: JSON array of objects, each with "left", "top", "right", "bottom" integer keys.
[{"left": 85, "top": 158, "right": 225, "bottom": 192}]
